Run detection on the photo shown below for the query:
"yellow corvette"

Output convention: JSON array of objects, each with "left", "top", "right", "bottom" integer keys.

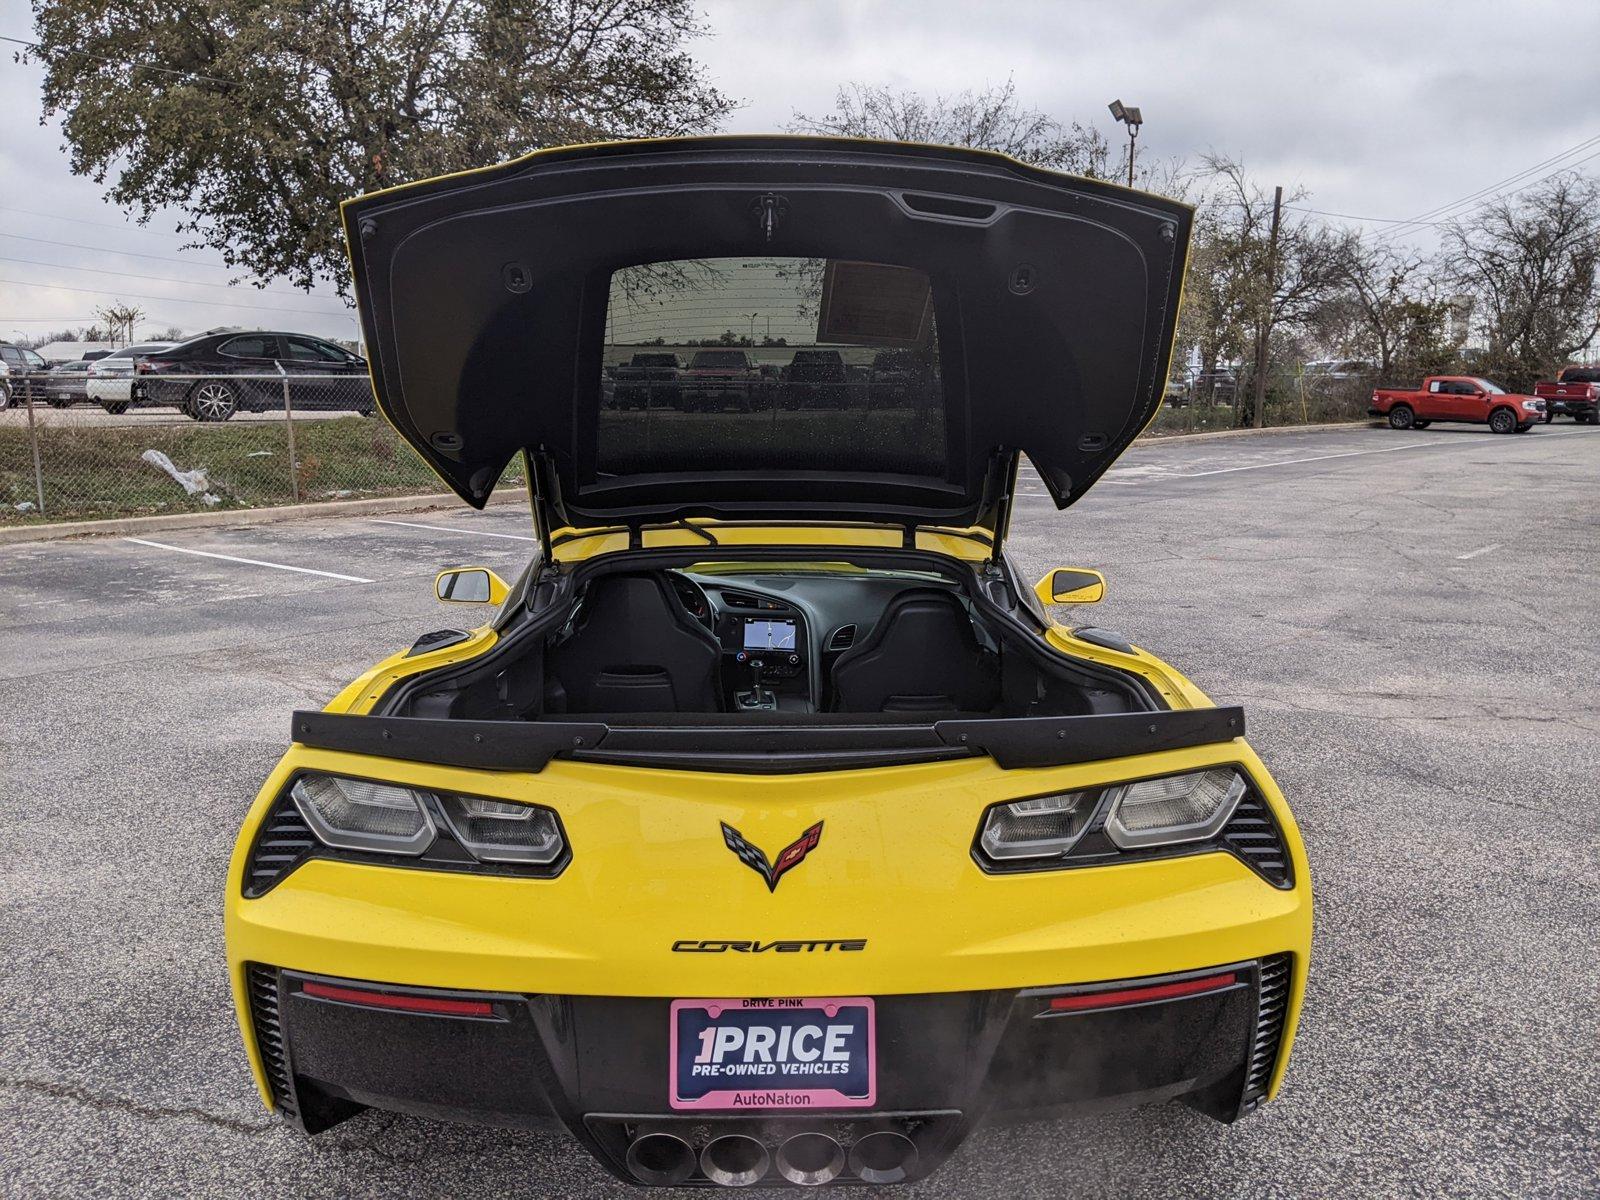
[{"left": 225, "top": 137, "right": 1310, "bottom": 1188}]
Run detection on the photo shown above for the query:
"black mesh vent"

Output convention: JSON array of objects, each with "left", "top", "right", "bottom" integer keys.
[
  {"left": 243, "top": 794, "right": 316, "bottom": 898},
  {"left": 1242, "top": 954, "right": 1292, "bottom": 1109},
  {"left": 1221, "top": 792, "right": 1293, "bottom": 887},
  {"left": 246, "top": 964, "right": 296, "bottom": 1118}
]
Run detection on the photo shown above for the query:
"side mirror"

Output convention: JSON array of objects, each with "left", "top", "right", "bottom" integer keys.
[
  {"left": 435, "top": 567, "right": 509, "bottom": 605},
  {"left": 1034, "top": 568, "right": 1106, "bottom": 607}
]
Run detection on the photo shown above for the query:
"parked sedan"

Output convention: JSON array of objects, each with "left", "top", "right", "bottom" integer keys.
[
  {"left": 42, "top": 359, "right": 94, "bottom": 407},
  {"left": 86, "top": 343, "right": 180, "bottom": 412},
  {"left": 132, "top": 331, "right": 371, "bottom": 421}
]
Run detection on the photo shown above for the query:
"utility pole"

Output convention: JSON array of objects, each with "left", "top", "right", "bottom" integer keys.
[{"left": 1251, "top": 184, "right": 1283, "bottom": 429}]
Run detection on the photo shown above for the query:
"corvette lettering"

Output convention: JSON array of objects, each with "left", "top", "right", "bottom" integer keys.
[
  {"left": 671, "top": 938, "right": 867, "bottom": 953},
  {"left": 721, "top": 820, "right": 823, "bottom": 891}
]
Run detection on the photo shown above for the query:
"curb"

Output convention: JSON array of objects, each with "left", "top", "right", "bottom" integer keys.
[
  {"left": 0, "top": 421, "right": 1381, "bottom": 548},
  {"left": 0, "top": 489, "right": 530, "bottom": 548},
  {"left": 1138, "top": 419, "right": 1377, "bottom": 445}
]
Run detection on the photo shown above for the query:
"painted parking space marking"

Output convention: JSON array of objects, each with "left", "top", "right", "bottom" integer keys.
[
  {"left": 1165, "top": 439, "right": 1456, "bottom": 478},
  {"left": 371, "top": 519, "right": 538, "bottom": 541},
  {"left": 1455, "top": 543, "right": 1502, "bottom": 560},
  {"left": 124, "top": 538, "right": 374, "bottom": 583}
]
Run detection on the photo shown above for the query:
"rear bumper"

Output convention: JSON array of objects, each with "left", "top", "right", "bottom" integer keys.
[{"left": 246, "top": 955, "right": 1292, "bottom": 1185}]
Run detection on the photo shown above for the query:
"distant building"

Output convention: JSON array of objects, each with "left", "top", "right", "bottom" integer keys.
[{"left": 32, "top": 340, "right": 118, "bottom": 362}]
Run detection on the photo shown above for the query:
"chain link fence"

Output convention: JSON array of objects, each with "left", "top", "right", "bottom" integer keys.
[
  {"left": 0, "top": 372, "right": 524, "bottom": 526},
  {"left": 2, "top": 362, "right": 1380, "bottom": 527},
  {"left": 1146, "top": 365, "right": 1381, "bottom": 436}
]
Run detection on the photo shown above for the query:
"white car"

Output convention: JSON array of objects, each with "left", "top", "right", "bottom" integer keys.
[{"left": 86, "top": 343, "right": 178, "bottom": 412}]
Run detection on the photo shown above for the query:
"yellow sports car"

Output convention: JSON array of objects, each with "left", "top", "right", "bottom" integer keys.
[{"left": 225, "top": 137, "right": 1310, "bottom": 1188}]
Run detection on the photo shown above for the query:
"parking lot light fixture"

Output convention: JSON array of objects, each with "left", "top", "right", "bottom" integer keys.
[{"left": 1108, "top": 100, "right": 1144, "bottom": 188}]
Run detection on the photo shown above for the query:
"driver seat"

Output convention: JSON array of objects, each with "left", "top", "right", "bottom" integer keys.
[
  {"left": 548, "top": 574, "right": 721, "bottom": 713},
  {"left": 830, "top": 588, "right": 999, "bottom": 713}
]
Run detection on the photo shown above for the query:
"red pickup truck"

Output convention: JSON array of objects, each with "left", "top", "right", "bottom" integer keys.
[
  {"left": 1532, "top": 365, "right": 1599, "bottom": 423},
  {"left": 1368, "top": 375, "right": 1545, "bottom": 434}
]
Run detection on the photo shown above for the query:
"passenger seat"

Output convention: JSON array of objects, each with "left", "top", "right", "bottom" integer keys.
[{"left": 829, "top": 588, "right": 1000, "bottom": 713}]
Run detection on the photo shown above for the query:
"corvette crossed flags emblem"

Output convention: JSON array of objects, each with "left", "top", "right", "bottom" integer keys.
[{"left": 720, "top": 821, "right": 824, "bottom": 892}]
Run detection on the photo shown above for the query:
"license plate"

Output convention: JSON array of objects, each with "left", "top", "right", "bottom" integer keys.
[{"left": 670, "top": 997, "right": 875, "bottom": 1110}]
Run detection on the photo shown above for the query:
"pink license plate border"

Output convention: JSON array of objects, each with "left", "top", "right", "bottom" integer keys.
[{"left": 668, "top": 996, "right": 876, "bottom": 1111}]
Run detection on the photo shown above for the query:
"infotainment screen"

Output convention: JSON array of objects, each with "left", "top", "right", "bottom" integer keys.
[{"left": 742, "top": 619, "right": 797, "bottom": 651}]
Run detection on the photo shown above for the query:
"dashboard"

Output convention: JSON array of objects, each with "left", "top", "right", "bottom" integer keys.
[{"left": 669, "top": 569, "right": 968, "bottom": 712}]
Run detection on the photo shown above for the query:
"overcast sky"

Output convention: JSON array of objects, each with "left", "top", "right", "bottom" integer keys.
[{"left": 3, "top": 0, "right": 1598, "bottom": 346}]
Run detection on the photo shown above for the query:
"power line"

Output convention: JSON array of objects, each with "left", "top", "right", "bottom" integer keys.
[
  {"left": 1377, "top": 133, "right": 1600, "bottom": 242},
  {"left": 0, "top": 276, "right": 351, "bottom": 317},
  {"left": 0, "top": 233, "right": 340, "bottom": 299},
  {"left": 0, "top": 205, "right": 194, "bottom": 242},
  {"left": 0, "top": 32, "right": 239, "bottom": 87},
  {"left": 0, "top": 255, "right": 349, "bottom": 310},
  {"left": 1282, "top": 206, "right": 1444, "bottom": 227}
]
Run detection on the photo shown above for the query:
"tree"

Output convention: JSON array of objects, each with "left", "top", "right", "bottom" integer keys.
[
  {"left": 93, "top": 302, "right": 145, "bottom": 346},
  {"left": 1325, "top": 241, "right": 1463, "bottom": 378},
  {"left": 789, "top": 79, "right": 1111, "bottom": 177},
  {"left": 1188, "top": 156, "right": 1354, "bottom": 424},
  {"left": 28, "top": 0, "right": 733, "bottom": 293},
  {"left": 1440, "top": 172, "right": 1600, "bottom": 390}
]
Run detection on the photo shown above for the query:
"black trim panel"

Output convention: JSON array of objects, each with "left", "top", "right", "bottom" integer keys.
[{"left": 292, "top": 706, "right": 1244, "bottom": 774}]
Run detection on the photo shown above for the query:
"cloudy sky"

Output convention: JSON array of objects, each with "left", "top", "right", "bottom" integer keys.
[{"left": 3, "top": 0, "right": 1597, "bottom": 346}]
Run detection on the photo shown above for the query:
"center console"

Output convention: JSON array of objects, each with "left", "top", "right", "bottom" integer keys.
[{"left": 713, "top": 603, "right": 809, "bottom": 711}]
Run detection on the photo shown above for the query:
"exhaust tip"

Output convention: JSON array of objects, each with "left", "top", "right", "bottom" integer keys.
[
  {"left": 848, "top": 1131, "right": 918, "bottom": 1184},
  {"left": 626, "top": 1132, "right": 697, "bottom": 1186},
  {"left": 776, "top": 1132, "right": 845, "bottom": 1186},
  {"left": 700, "top": 1133, "right": 770, "bottom": 1187}
]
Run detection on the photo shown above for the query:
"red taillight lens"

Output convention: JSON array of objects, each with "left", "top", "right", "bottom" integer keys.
[
  {"left": 299, "top": 979, "right": 495, "bottom": 1017},
  {"left": 1047, "top": 971, "right": 1238, "bottom": 1013}
]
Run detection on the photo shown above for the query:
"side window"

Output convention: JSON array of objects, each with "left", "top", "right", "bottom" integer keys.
[
  {"left": 1429, "top": 380, "right": 1442, "bottom": 393},
  {"left": 219, "top": 335, "right": 277, "bottom": 359},
  {"left": 284, "top": 336, "right": 345, "bottom": 363},
  {"left": 0, "top": 347, "right": 22, "bottom": 365},
  {"left": 23, "top": 350, "right": 46, "bottom": 368}
]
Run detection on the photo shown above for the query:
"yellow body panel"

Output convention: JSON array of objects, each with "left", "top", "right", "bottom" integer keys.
[{"left": 225, "top": 736, "right": 1311, "bottom": 1110}]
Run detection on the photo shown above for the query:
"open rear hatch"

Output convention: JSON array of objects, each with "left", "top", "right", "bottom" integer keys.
[{"left": 343, "top": 137, "right": 1192, "bottom": 538}]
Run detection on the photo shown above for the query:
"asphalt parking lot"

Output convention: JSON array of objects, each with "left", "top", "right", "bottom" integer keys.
[{"left": 3, "top": 422, "right": 1597, "bottom": 1197}]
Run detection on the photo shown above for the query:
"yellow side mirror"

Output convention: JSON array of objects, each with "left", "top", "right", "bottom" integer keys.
[
  {"left": 1034, "top": 567, "right": 1106, "bottom": 607},
  {"left": 434, "top": 567, "right": 509, "bottom": 605}
]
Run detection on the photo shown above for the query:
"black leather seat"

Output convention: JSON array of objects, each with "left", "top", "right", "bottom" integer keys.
[
  {"left": 830, "top": 588, "right": 999, "bottom": 713},
  {"left": 548, "top": 574, "right": 721, "bottom": 713}
]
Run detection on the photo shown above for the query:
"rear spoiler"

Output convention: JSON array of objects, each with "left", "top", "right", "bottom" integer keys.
[{"left": 291, "top": 708, "right": 1245, "bottom": 775}]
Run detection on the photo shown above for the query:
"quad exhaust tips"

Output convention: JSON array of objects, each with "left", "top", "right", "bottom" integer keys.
[
  {"left": 625, "top": 1126, "right": 914, "bottom": 1186},
  {"left": 700, "top": 1133, "right": 771, "bottom": 1187},
  {"left": 848, "top": 1130, "right": 919, "bottom": 1184},
  {"left": 775, "top": 1132, "right": 846, "bottom": 1186},
  {"left": 625, "top": 1132, "right": 697, "bottom": 1186}
]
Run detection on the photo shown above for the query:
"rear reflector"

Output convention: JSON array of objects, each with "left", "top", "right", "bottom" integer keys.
[
  {"left": 1048, "top": 971, "right": 1237, "bottom": 1013},
  {"left": 300, "top": 979, "right": 494, "bottom": 1017}
]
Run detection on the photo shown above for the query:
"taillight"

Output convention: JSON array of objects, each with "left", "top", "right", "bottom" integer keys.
[
  {"left": 299, "top": 979, "right": 495, "bottom": 1017},
  {"left": 1046, "top": 971, "right": 1239, "bottom": 1013},
  {"left": 136, "top": 359, "right": 173, "bottom": 374}
]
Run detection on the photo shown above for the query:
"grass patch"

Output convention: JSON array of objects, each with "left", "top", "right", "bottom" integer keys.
[{"left": 0, "top": 417, "right": 523, "bottom": 525}]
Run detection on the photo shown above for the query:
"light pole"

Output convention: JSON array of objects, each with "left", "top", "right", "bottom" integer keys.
[
  {"left": 1108, "top": 100, "right": 1143, "bottom": 188},
  {"left": 747, "top": 312, "right": 759, "bottom": 345}
]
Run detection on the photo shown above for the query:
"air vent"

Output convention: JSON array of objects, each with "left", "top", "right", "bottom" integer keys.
[
  {"left": 718, "top": 589, "right": 783, "bottom": 611},
  {"left": 245, "top": 964, "right": 297, "bottom": 1118},
  {"left": 1241, "top": 954, "right": 1292, "bottom": 1110},
  {"left": 243, "top": 795, "right": 317, "bottom": 898},
  {"left": 1220, "top": 793, "right": 1294, "bottom": 888},
  {"left": 828, "top": 624, "right": 857, "bottom": 651}
]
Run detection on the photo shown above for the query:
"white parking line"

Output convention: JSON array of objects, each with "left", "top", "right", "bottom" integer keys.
[
  {"left": 1455, "top": 544, "right": 1502, "bottom": 561},
  {"left": 124, "top": 538, "right": 374, "bottom": 583},
  {"left": 1170, "top": 440, "right": 1455, "bottom": 478},
  {"left": 371, "top": 519, "right": 538, "bottom": 542}
]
